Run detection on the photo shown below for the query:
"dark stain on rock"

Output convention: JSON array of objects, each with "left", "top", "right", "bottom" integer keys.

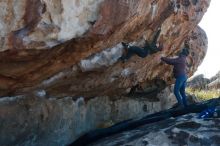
[
  {"left": 91, "top": 0, "right": 130, "bottom": 35},
  {"left": 176, "top": 131, "right": 189, "bottom": 142},
  {"left": 0, "top": 74, "right": 17, "bottom": 90},
  {"left": 168, "top": 130, "right": 189, "bottom": 145},
  {"left": 181, "top": 0, "right": 191, "bottom": 7},
  {"left": 150, "top": 1, "right": 174, "bottom": 29},
  {"left": 191, "top": 33, "right": 198, "bottom": 40},
  {"left": 143, "top": 104, "right": 148, "bottom": 112},
  {"left": 42, "top": 2, "right": 47, "bottom": 14},
  {"left": 151, "top": 0, "right": 158, "bottom": 5},
  {"left": 0, "top": 37, "right": 5, "bottom": 48},
  {"left": 175, "top": 121, "right": 201, "bottom": 129},
  {"left": 199, "top": 138, "right": 212, "bottom": 146},
  {"left": 181, "top": 114, "right": 194, "bottom": 120},
  {"left": 114, "top": 140, "right": 126, "bottom": 145},
  {"left": 174, "top": 0, "right": 181, "bottom": 9},
  {"left": 23, "top": 0, "right": 44, "bottom": 30},
  {"left": 189, "top": 135, "right": 199, "bottom": 143},
  {"left": 213, "top": 119, "right": 220, "bottom": 128},
  {"left": 127, "top": 132, "right": 149, "bottom": 142},
  {"left": 210, "top": 135, "right": 220, "bottom": 145},
  {"left": 8, "top": 0, "right": 45, "bottom": 50},
  {"left": 191, "top": 0, "right": 198, "bottom": 5},
  {"left": 156, "top": 119, "right": 177, "bottom": 130},
  {"left": 164, "top": 127, "right": 174, "bottom": 136},
  {"left": 173, "top": 31, "right": 180, "bottom": 37},
  {"left": 88, "top": 20, "right": 96, "bottom": 26},
  {"left": 142, "top": 140, "right": 149, "bottom": 145},
  {"left": 8, "top": 27, "right": 30, "bottom": 50},
  {"left": 182, "top": 12, "right": 189, "bottom": 21}
]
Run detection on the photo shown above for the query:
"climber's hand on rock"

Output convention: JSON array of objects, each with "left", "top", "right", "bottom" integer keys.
[
  {"left": 160, "top": 54, "right": 166, "bottom": 58},
  {"left": 155, "top": 54, "right": 164, "bottom": 62}
]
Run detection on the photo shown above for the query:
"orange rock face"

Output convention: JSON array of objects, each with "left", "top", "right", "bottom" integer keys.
[{"left": 0, "top": 0, "right": 210, "bottom": 97}]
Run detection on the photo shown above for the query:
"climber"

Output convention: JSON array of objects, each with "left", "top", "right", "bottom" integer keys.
[
  {"left": 161, "top": 47, "right": 190, "bottom": 108},
  {"left": 119, "top": 27, "right": 163, "bottom": 62}
]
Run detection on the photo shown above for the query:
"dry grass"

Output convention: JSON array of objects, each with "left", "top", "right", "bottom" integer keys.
[{"left": 186, "top": 88, "right": 220, "bottom": 101}]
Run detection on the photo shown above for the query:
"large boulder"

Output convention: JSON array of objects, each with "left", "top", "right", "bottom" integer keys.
[
  {"left": 0, "top": 0, "right": 209, "bottom": 97},
  {"left": 187, "top": 74, "right": 210, "bottom": 90},
  {"left": 208, "top": 71, "right": 220, "bottom": 89},
  {"left": 0, "top": 0, "right": 211, "bottom": 145},
  {"left": 90, "top": 113, "right": 220, "bottom": 146},
  {"left": 187, "top": 71, "right": 220, "bottom": 90}
]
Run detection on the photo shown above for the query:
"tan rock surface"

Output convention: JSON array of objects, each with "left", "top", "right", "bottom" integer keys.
[{"left": 0, "top": 0, "right": 209, "bottom": 97}]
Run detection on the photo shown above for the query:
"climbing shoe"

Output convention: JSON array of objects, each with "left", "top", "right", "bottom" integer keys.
[{"left": 121, "top": 42, "right": 130, "bottom": 48}]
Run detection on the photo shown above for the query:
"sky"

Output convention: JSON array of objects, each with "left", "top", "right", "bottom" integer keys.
[{"left": 194, "top": 0, "right": 220, "bottom": 78}]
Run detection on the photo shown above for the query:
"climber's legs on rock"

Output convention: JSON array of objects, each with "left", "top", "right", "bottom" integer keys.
[
  {"left": 174, "top": 75, "right": 188, "bottom": 108},
  {"left": 180, "top": 78, "right": 188, "bottom": 107},
  {"left": 120, "top": 45, "right": 148, "bottom": 62},
  {"left": 120, "top": 27, "right": 163, "bottom": 62},
  {"left": 143, "top": 40, "right": 162, "bottom": 54}
]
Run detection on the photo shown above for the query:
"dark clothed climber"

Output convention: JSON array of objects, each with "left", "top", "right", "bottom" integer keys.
[
  {"left": 161, "top": 48, "right": 190, "bottom": 108},
  {"left": 120, "top": 28, "right": 163, "bottom": 61}
]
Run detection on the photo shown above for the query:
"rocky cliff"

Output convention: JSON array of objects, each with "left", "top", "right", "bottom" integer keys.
[
  {"left": 0, "top": 0, "right": 210, "bottom": 146},
  {"left": 90, "top": 113, "right": 220, "bottom": 146},
  {"left": 187, "top": 74, "right": 210, "bottom": 90},
  {"left": 0, "top": 0, "right": 208, "bottom": 97},
  {"left": 187, "top": 71, "right": 220, "bottom": 90},
  {"left": 209, "top": 71, "right": 220, "bottom": 89}
]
